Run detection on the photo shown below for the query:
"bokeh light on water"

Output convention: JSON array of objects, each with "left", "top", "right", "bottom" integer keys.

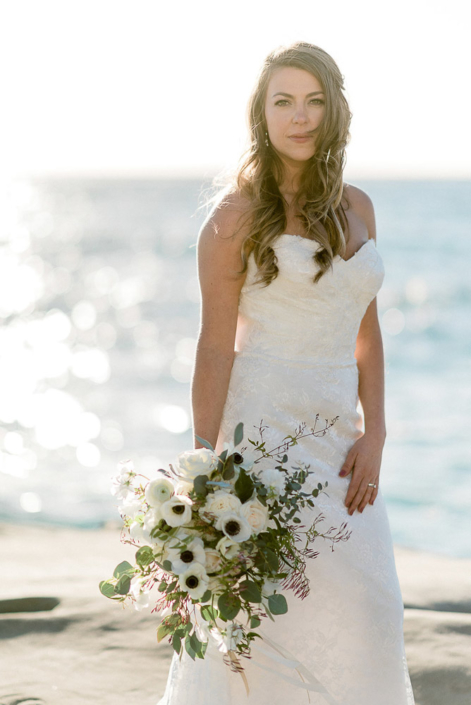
[{"left": 0, "top": 177, "right": 470, "bottom": 558}]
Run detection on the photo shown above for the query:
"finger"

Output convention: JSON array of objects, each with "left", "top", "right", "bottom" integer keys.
[
  {"left": 347, "top": 478, "right": 371, "bottom": 514},
  {"left": 369, "top": 479, "right": 380, "bottom": 504},
  {"left": 358, "top": 486, "right": 376, "bottom": 512},
  {"left": 339, "top": 454, "right": 355, "bottom": 477}
]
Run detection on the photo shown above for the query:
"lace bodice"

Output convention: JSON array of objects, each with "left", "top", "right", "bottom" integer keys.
[{"left": 235, "top": 235, "right": 385, "bottom": 366}]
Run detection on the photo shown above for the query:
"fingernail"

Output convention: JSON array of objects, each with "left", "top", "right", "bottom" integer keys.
[{"left": 339, "top": 471, "right": 346, "bottom": 477}]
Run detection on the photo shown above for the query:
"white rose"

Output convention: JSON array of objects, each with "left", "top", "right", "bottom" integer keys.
[
  {"left": 215, "top": 512, "right": 252, "bottom": 543},
  {"left": 216, "top": 536, "right": 240, "bottom": 559},
  {"left": 178, "top": 562, "right": 209, "bottom": 600},
  {"left": 204, "top": 548, "right": 222, "bottom": 574},
  {"left": 145, "top": 477, "right": 175, "bottom": 507},
  {"left": 259, "top": 468, "right": 286, "bottom": 498},
  {"left": 201, "top": 490, "right": 242, "bottom": 520},
  {"left": 239, "top": 498, "right": 269, "bottom": 534},
  {"left": 160, "top": 495, "right": 193, "bottom": 527},
  {"left": 176, "top": 448, "right": 219, "bottom": 481}
]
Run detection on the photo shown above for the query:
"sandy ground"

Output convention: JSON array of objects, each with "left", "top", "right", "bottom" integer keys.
[{"left": 1, "top": 522, "right": 471, "bottom": 705}]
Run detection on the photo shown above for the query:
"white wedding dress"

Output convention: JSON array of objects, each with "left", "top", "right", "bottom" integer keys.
[{"left": 158, "top": 234, "right": 415, "bottom": 705}]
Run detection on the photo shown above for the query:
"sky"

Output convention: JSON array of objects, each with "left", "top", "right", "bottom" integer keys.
[{"left": 1, "top": 0, "right": 470, "bottom": 179}]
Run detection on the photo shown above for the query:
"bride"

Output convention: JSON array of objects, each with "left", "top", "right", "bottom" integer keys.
[{"left": 158, "top": 41, "right": 415, "bottom": 704}]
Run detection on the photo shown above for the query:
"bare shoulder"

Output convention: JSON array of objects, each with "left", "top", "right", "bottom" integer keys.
[
  {"left": 197, "top": 188, "right": 253, "bottom": 283},
  {"left": 199, "top": 188, "right": 252, "bottom": 248},
  {"left": 343, "top": 183, "right": 377, "bottom": 241}
]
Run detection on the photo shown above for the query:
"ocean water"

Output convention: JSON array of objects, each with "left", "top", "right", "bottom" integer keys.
[{"left": 0, "top": 177, "right": 470, "bottom": 558}]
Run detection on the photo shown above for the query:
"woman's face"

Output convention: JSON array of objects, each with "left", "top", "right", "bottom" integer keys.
[{"left": 264, "top": 66, "right": 326, "bottom": 166}]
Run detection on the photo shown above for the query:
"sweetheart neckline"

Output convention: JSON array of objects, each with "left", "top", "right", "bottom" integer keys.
[{"left": 278, "top": 234, "right": 376, "bottom": 263}]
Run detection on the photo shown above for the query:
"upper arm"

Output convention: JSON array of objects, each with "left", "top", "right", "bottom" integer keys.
[
  {"left": 344, "top": 184, "right": 377, "bottom": 242},
  {"left": 196, "top": 192, "right": 251, "bottom": 354},
  {"left": 345, "top": 185, "right": 382, "bottom": 341}
]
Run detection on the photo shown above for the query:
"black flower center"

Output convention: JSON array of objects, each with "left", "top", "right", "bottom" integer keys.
[
  {"left": 172, "top": 504, "right": 185, "bottom": 515},
  {"left": 186, "top": 575, "right": 199, "bottom": 589},
  {"left": 233, "top": 453, "right": 243, "bottom": 464},
  {"left": 225, "top": 520, "right": 240, "bottom": 536},
  {"left": 180, "top": 550, "right": 194, "bottom": 563}
]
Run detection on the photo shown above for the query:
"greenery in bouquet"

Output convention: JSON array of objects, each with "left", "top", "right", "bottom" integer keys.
[{"left": 100, "top": 417, "right": 352, "bottom": 673}]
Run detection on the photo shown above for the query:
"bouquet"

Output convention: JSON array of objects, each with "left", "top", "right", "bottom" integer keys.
[{"left": 100, "top": 417, "right": 352, "bottom": 679}]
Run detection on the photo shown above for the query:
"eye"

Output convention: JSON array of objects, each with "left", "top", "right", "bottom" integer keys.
[{"left": 274, "top": 99, "right": 325, "bottom": 106}]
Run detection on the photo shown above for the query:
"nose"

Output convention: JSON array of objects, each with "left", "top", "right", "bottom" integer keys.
[{"left": 293, "top": 104, "right": 308, "bottom": 123}]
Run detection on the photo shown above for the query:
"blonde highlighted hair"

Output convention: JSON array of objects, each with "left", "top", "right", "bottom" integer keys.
[{"left": 201, "top": 41, "right": 353, "bottom": 286}]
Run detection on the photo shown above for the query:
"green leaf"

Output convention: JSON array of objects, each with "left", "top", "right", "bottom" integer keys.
[
  {"left": 113, "top": 561, "right": 134, "bottom": 579},
  {"left": 317, "top": 482, "right": 323, "bottom": 490},
  {"left": 292, "top": 517, "right": 301, "bottom": 523},
  {"left": 312, "top": 489, "right": 319, "bottom": 498},
  {"left": 250, "top": 615, "right": 261, "bottom": 629},
  {"left": 158, "top": 581, "right": 168, "bottom": 592},
  {"left": 268, "top": 593, "right": 288, "bottom": 615},
  {"left": 222, "top": 455, "right": 235, "bottom": 480},
  {"left": 234, "top": 468, "right": 254, "bottom": 503},
  {"left": 193, "top": 474, "right": 209, "bottom": 498},
  {"left": 162, "top": 560, "right": 172, "bottom": 572},
  {"left": 157, "top": 622, "right": 174, "bottom": 643},
  {"left": 136, "top": 545, "right": 154, "bottom": 568},
  {"left": 185, "top": 635, "right": 196, "bottom": 660},
  {"left": 218, "top": 591, "right": 241, "bottom": 620},
  {"left": 189, "top": 631, "right": 203, "bottom": 654},
  {"left": 264, "top": 548, "right": 279, "bottom": 572},
  {"left": 234, "top": 422, "right": 244, "bottom": 447},
  {"left": 114, "top": 574, "right": 131, "bottom": 595},
  {"left": 197, "top": 640, "right": 208, "bottom": 659},
  {"left": 172, "top": 634, "right": 181, "bottom": 654},
  {"left": 195, "top": 434, "right": 215, "bottom": 451},
  {"left": 199, "top": 589, "right": 211, "bottom": 603},
  {"left": 201, "top": 605, "right": 218, "bottom": 622},
  {"left": 99, "top": 580, "right": 116, "bottom": 599},
  {"left": 239, "top": 580, "right": 262, "bottom": 603}
]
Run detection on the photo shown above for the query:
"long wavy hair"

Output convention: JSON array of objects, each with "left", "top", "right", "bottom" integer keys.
[{"left": 201, "top": 41, "right": 353, "bottom": 286}]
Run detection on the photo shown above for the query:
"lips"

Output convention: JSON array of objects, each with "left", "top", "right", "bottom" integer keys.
[{"left": 288, "top": 132, "right": 312, "bottom": 138}]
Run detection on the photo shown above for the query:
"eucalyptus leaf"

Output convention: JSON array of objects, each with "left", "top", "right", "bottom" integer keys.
[
  {"left": 195, "top": 434, "right": 214, "bottom": 451},
  {"left": 113, "top": 561, "right": 134, "bottom": 579},
  {"left": 239, "top": 580, "right": 262, "bottom": 603},
  {"left": 114, "top": 574, "right": 131, "bottom": 596},
  {"left": 99, "top": 580, "right": 116, "bottom": 599},
  {"left": 268, "top": 593, "right": 288, "bottom": 615},
  {"left": 172, "top": 634, "right": 181, "bottom": 654},
  {"left": 234, "top": 468, "right": 254, "bottom": 503},
  {"left": 233, "top": 422, "right": 244, "bottom": 447},
  {"left": 218, "top": 592, "right": 241, "bottom": 620},
  {"left": 136, "top": 545, "right": 154, "bottom": 568}
]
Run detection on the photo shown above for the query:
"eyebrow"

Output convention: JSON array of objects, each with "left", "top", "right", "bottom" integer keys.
[{"left": 272, "top": 91, "right": 324, "bottom": 98}]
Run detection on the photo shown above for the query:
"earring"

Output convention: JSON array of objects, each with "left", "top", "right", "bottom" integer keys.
[{"left": 264, "top": 130, "right": 269, "bottom": 147}]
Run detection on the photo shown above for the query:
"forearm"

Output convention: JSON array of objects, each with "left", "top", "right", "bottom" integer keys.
[
  {"left": 190, "top": 344, "right": 235, "bottom": 450},
  {"left": 355, "top": 329, "right": 386, "bottom": 439}
]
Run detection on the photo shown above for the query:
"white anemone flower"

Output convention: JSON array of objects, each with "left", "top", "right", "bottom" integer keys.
[
  {"left": 166, "top": 536, "right": 206, "bottom": 575},
  {"left": 178, "top": 562, "right": 209, "bottom": 600},
  {"left": 160, "top": 495, "right": 193, "bottom": 528},
  {"left": 215, "top": 512, "right": 252, "bottom": 543},
  {"left": 145, "top": 477, "right": 175, "bottom": 507}
]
